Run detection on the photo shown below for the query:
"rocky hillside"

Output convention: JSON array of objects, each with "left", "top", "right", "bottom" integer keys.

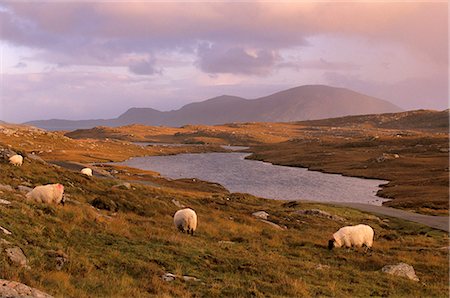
[
  {"left": 26, "top": 85, "right": 402, "bottom": 130},
  {"left": 0, "top": 138, "right": 448, "bottom": 297}
]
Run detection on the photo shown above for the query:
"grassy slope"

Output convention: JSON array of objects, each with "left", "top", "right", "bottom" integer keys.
[{"left": 0, "top": 152, "right": 448, "bottom": 297}]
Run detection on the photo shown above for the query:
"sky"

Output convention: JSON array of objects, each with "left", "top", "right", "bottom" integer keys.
[{"left": 0, "top": 1, "right": 448, "bottom": 123}]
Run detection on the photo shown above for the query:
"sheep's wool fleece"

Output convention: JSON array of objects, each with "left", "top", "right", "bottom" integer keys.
[
  {"left": 333, "top": 224, "right": 374, "bottom": 248},
  {"left": 173, "top": 208, "right": 197, "bottom": 232},
  {"left": 9, "top": 155, "right": 23, "bottom": 166},
  {"left": 81, "top": 168, "right": 93, "bottom": 176},
  {"left": 26, "top": 184, "right": 64, "bottom": 204}
]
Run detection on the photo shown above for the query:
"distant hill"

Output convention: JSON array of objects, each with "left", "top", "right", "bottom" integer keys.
[
  {"left": 26, "top": 85, "right": 402, "bottom": 130},
  {"left": 298, "top": 109, "right": 450, "bottom": 133}
]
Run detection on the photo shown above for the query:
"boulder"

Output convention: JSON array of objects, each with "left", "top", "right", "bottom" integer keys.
[
  {"left": 112, "top": 182, "right": 131, "bottom": 190},
  {"left": 0, "top": 226, "right": 12, "bottom": 235},
  {"left": 315, "top": 264, "right": 331, "bottom": 270},
  {"left": 0, "top": 279, "right": 53, "bottom": 298},
  {"left": 0, "top": 184, "right": 13, "bottom": 192},
  {"left": 0, "top": 199, "right": 11, "bottom": 205},
  {"left": 161, "top": 273, "right": 200, "bottom": 282},
  {"left": 18, "top": 186, "right": 33, "bottom": 194},
  {"left": 382, "top": 262, "right": 419, "bottom": 281},
  {"left": 46, "top": 250, "right": 69, "bottom": 271},
  {"left": 5, "top": 247, "right": 29, "bottom": 269},
  {"left": 258, "top": 219, "right": 286, "bottom": 230},
  {"left": 295, "top": 209, "right": 345, "bottom": 221},
  {"left": 252, "top": 211, "right": 269, "bottom": 220},
  {"left": 161, "top": 273, "right": 176, "bottom": 282}
]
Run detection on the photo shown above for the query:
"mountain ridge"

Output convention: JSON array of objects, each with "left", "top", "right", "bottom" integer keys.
[{"left": 26, "top": 84, "right": 403, "bottom": 130}]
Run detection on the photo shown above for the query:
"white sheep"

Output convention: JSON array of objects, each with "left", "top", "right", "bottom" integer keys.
[
  {"left": 328, "top": 224, "right": 374, "bottom": 250},
  {"left": 9, "top": 154, "right": 23, "bottom": 166},
  {"left": 81, "top": 167, "right": 93, "bottom": 177},
  {"left": 25, "top": 184, "right": 65, "bottom": 205},
  {"left": 173, "top": 208, "right": 197, "bottom": 235}
]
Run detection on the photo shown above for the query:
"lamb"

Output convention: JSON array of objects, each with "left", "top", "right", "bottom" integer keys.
[
  {"left": 25, "top": 184, "right": 65, "bottom": 205},
  {"left": 9, "top": 154, "right": 23, "bottom": 166},
  {"left": 81, "top": 167, "right": 93, "bottom": 177},
  {"left": 328, "top": 224, "right": 374, "bottom": 250},
  {"left": 173, "top": 208, "right": 197, "bottom": 235}
]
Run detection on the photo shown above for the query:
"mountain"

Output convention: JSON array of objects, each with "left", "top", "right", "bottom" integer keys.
[{"left": 26, "top": 85, "right": 403, "bottom": 130}]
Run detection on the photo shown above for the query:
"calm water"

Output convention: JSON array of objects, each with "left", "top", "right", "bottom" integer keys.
[{"left": 117, "top": 152, "right": 388, "bottom": 205}]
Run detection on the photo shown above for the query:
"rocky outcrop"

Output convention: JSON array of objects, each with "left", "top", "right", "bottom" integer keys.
[
  {"left": 0, "top": 279, "right": 53, "bottom": 298},
  {"left": 382, "top": 262, "right": 419, "bottom": 281}
]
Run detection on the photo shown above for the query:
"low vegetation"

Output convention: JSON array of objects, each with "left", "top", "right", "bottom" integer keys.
[
  {"left": 0, "top": 151, "right": 448, "bottom": 297},
  {"left": 65, "top": 110, "right": 449, "bottom": 214}
]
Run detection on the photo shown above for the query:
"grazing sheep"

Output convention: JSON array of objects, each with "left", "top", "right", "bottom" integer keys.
[
  {"left": 328, "top": 224, "right": 374, "bottom": 250},
  {"left": 81, "top": 167, "right": 93, "bottom": 177},
  {"left": 174, "top": 208, "right": 197, "bottom": 235},
  {"left": 25, "top": 184, "right": 65, "bottom": 205},
  {"left": 9, "top": 154, "right": 23, "bottom": 166}
]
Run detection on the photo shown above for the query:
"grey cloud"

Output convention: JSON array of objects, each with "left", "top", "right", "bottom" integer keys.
[
  {"left": 14, "top": 62, "right": 27, "bottom": 68},
  {"left": 2, "top": 2, "right": 446, "bottom": 71},
  {"left": 278, "top": 58, "right": 359, "bottom": 72},
  {"left": 128, "top": 58, "right": 161, "bottom": 75},
  {"left": 197, "top": 44, "right": 279, "bottom": 75}
]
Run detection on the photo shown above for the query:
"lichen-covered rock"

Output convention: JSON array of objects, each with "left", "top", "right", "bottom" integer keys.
[
  {"left": 0, "top": 279, "right": 53, "bottom": 298},
  {"left": 382, "top": 262, "right": 419, "bottom": 281}
]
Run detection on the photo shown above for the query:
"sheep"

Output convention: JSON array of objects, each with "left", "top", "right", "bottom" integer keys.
[
  {"left": 81, "top": 167, "right": 93, "bottom": 177},
  {"left": 328, "top": 224, "right": 374, "bottom": 251},
  {"left": 9, "top": 154, "right": 23, "bottom": 166},
  {"left": 173, "top": 208, "right": 197, "bottom": 235},
  {"left": 25, "top": 184, "right": 65, "bottom": 205}
]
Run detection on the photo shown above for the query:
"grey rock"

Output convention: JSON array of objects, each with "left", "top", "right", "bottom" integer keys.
[
  {"left": 252, "top": 211, "right": 269, "bottom": 220},
  {"left": 182, "top": 276, "right": 200, "bottom": 282},
  {"left": 5, "top": 247, "right": 29, "bottom": 269},
  {"left": 18, "top": 186, "right": 33, "bottom": 194},
  {"left": 161, "top": 272, "right": 200, "bottom": 282},
  {"left": 0, "top": 199, "right": 11, "bottom": 205},
  {"left": 0, "top": 226, "right": 12, "bottom": 235},
  {"left": 171, "top": 199, "right": 185, "bottom": 208},
  {"left": 0, "top": 184, "right": 13, "bottom": 192},
  {"left": 112, "top": 182, "right": 131, "bottom": 190},
  {"left": 218, "top": 240, "right": 235, "bottom": 245},
  {"left": 295, "top": 209, "right": 345, "bottom": 221},
  {"left": 27, "top": 154, "right": 47, "bottom": 164},
  {"left": 0, "top": 279, "right": 53, "bottom": 298},
  {"left": 315, "top": 264, "right": 331, "bottom": 270},
  {"left": 0, "top": 238, "right": 12, "bottom": 245},
  {"left": 46, "top": 250, "right": 69, "bottom": 271},
  {"left": 161, "top": 273, "right": 176, "bottom": 282},
  {"left": 382, "top": 262, "right": 419, "bottom": 281},
  {"left": 258, "top": 219, "right": 286, "bottom": 230}
]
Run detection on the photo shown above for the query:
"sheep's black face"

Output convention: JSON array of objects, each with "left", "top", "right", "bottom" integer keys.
[{"left": 328, "top": 240, "right": 335, "bottom": 250}]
